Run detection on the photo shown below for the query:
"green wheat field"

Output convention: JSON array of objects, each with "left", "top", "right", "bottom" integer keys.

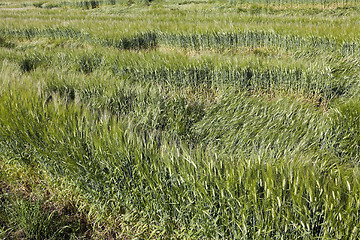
[{"left": 1, "top": 0, "right": 360, "bottom": 239}]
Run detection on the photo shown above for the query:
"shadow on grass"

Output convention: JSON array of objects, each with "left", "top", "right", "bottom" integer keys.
[{"left": 0, "top": 180, "right": 92, "bottom": 240}]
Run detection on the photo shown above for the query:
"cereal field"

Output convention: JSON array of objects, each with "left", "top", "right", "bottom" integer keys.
[{"left": 1, "top": 0, "right": 360, "bottom": 238}]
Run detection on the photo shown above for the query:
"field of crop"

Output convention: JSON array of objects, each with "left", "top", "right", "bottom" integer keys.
[{"left": 1, "top": 0, "right": 360, "bottom": 238}]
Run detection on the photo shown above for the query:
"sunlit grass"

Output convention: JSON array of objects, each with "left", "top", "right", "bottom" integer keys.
[{"left": 1, "top": 0, "right": 360, "bottom": 238}]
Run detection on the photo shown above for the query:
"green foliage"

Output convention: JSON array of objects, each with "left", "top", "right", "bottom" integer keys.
[
  {"left": 194, "top": 92, "right": 324, "bottom": 157},
  {"left": 19, "top": 54, "right": 45, "bottom": 72},
  {"left": 328, "top": 99, "right": 360, "bottom": 162},
  {"left": 76, "top": 53, "right": 103, "bottom": 73},
  {"left": 1, "top": 0, "right": 360, "bottom": 238},
  {"left": 1, "top": 70, "right": 360, "bottom": 238},
  {"left": 0, "top": 184, "right": 90, "bottom": 239},
  {"left": 0, "top": 37, "right": 15, "bottom": 49}
]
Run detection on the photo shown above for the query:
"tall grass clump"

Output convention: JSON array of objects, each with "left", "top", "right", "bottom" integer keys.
[
  {"left": 192, "top": 91, "right": 325, "bottom": 158},
  {"left": 19, "top": 54, "right": 48, "bottom": 73},
  {"left": 327, "top": 99, "right": 360, "bottom": 162},
  {"left": 63, "top": 0, "right": 120, "bottom": 9},
  {"left": 1, "top": 196, "right": 81, "bottom": 239}
]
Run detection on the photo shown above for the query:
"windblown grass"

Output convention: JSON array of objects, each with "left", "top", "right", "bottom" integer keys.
[{"left": 1, "top": 0, "right": 360, "bottom": 238}]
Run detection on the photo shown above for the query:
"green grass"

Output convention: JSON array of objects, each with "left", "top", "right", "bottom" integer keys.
[
  {"left": 1, "top": 0, "right": 360, "bottom": 239},
  {"left": 0, "top": 157, "right": 96, "bottom": 239}
]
